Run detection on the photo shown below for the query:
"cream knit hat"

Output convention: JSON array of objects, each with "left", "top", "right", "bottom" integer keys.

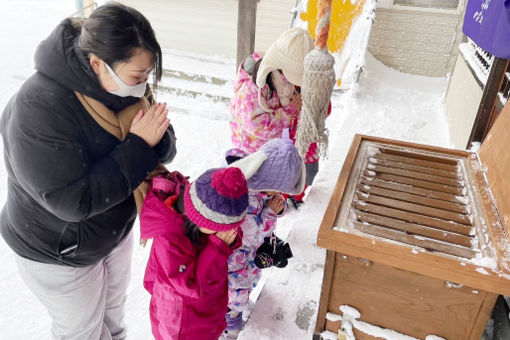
[{"left": 256, "top": 27, "right": 314, "bottom": 89}]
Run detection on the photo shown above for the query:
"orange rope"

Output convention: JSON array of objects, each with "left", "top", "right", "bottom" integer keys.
[{"left": 315, "top": 0, "right": 333, "bottom": 50}]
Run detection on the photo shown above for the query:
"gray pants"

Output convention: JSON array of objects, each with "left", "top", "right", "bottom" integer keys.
[
  {"left": 305, "top": 162, "right": 319, "bottom": 186},
  {"left": 15, "top": 231, "right": 134, "bottom": 340}
]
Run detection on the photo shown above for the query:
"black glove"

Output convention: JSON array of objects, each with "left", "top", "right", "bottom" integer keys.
[{"left": 254, "top": 235, "right": 293, "bottom": 269}]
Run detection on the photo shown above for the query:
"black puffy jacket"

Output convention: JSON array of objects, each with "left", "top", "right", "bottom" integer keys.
[{"left": 0, "top": 19, "right": 176, "bottom": 266}]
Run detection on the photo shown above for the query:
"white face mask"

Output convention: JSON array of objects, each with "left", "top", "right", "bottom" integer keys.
[{"left": 104, "top": 62, "right": 148, "bottom": 98}]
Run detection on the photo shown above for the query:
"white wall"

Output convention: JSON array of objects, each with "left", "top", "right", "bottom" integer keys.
[
  {"left": 368, "top": 5, "right": 464, "bottom": 77},
  {"left": 119, "top": 0, "right": 238, "bottom": 57},
  {"left": 118, "top": 0, "right": 295, "bottom": 58},
  {"left": 255, "top": 0, "right": 295, "bottom": 52},
  {"left": 445, "top": 54, "right": 483, "bottom": 149}
]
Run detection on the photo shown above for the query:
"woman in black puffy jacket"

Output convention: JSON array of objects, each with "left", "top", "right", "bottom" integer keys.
[{"left": 0, "top": 3, "right": 175, "bottom": 339}]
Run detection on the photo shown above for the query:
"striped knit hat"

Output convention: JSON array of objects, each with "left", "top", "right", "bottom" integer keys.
[{"left": 183, "top": 167, "right": 248, "bottom": 232}]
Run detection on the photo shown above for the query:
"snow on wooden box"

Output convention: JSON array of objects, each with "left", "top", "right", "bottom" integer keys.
[{"left": 314, "top": 102, "right": 510, "bottom": 340}]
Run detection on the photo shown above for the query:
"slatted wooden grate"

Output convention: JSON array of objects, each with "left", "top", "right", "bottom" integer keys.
[{"left": 349, "top": 144, "right": 477, "bottom": 259}]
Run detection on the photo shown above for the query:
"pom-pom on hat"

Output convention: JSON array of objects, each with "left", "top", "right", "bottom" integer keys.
[
  {"left": 256, "top": 27, "right": 314, "bottom": 89},
  {"left": 184, "top": 167, "right": 248, "bottom": 232}
]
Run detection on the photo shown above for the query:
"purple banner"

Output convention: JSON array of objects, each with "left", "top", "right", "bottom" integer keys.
[{"left": 462, "top": 0, "right": 510, "bottom": 58}]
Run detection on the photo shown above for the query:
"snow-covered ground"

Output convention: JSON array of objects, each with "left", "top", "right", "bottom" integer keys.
[{"left": 0, "top": 1, "right": 453, "bottom": 339}]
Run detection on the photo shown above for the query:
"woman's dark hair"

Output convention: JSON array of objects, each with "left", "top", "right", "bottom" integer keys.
[
  {"left": 77, "top": 2, "right": 162, "bottom": 86},
  {"left": 175, "top": 189, "right": 202, "bottom": 245}
]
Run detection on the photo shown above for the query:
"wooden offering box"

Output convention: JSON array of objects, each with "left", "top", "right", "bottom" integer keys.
[{"left": 315, "top": 105, "right": 510, "bottom": 339}]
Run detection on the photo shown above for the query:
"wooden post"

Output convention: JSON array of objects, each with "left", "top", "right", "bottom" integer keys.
[
  {"left": 75, "top": 0, "right": 96, "bottom": 17},
  {"left": 236, "top": 0, "right": 257, "bottom": 69},
  {"left": 75, "top": 0, "right": 84, "bottom": 17},
  {"left": 83, "top": 0, "right": 96, "bottom": 17},
  {"left": 314, "top": 250, "right": 336, "bottom": 337},
  {"left": 466, "top": 57, "right": 509, "bottom": 148}
]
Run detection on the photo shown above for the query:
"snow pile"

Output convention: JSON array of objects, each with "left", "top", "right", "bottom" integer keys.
[{"left": 459, "top": 42, "right": 489, "bottom": 86}]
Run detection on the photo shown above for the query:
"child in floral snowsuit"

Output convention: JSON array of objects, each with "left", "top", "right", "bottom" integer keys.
[
  {"left": 222, "top": 138, "right": 306, "bottom": 338},
  {"left": 229, "top": 27, "right": 325, "bottom": 205},
  {"left": 225, "top": 174, "right": 286, "bottom": 313}
]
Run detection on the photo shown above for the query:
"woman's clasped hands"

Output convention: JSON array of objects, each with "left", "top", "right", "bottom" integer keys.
[{"left": 130, "top": 102, "right": 170, "bottom": 147}]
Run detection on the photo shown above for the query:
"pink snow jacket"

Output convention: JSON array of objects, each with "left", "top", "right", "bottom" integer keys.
[
  {"left": 141, "top": 173, "right": 242, "bottom": 340},
  {"left": 229, "top": 52, "right": 327, "bottom": 164}
]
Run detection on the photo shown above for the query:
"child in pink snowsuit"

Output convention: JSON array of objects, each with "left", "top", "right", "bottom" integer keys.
[
  {"left": 140, "top": 167, "right": 248, "bottom": 340},
  {"left": 229, "top": 27, "right": 323, "bottom": 205},
  {"left": 222, "top": 137, "right": 306, "bottom": 338}
]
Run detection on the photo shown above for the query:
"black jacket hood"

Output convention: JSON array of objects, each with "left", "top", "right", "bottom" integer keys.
[{"left": 34, "top": 18, "right": 139, "bottom": 111}]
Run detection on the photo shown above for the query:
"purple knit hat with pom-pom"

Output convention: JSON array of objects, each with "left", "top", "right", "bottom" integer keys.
[
  {"left": 184, "top": 167, "right": 248, "bottom": 232},
  {"left": 228, "top": 136, "right": 306, "bottom": 195}
]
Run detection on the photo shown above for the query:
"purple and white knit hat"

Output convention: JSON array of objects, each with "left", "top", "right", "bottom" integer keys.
[
  {"left": 229, "top": 137, "right": 306, "bottom": 195},
  {"left": 183, "top": 167, "right": 248, "bottom": 232}
]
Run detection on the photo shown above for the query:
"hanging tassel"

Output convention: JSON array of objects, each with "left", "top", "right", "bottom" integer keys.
[{"left": 296, "top": 0, "right": 336, "bottom": 159}]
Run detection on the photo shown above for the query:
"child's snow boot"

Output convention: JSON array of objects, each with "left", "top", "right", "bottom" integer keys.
[{"left": 223, "top": 310, "right": 243, "bottom": 339}]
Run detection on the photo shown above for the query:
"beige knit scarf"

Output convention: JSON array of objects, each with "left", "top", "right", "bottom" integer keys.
[{"left": 75, "top": 91, "right": 167, "bottom": 216}]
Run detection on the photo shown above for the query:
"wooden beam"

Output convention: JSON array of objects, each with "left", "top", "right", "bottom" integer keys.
[
  {"left": 236, "top": 0, "right": 257, "bottom": 69},
  {"left": 355, "top": 192, "right": 471, "bottom": 225},
  {"left": 366, "top": 164, "right": 463, "bottom": 187},
  {"left": 360, "top": 177, "right": 465, "bottom": 203},
  {"left": 468, "top": 292, "right": 498, "bottom": 340},
  {"left": 354, "top": 211, "right": 473, "bottom": 247},
  {"left": 358, "top": 184, "right": 469, "bottom": 214},
  {"left": 316, "top": 228, "right": 510, "bottom": 296},
  {"left": 314, "top": 250, "right": 336, "bottom": 335},
  {"left": 467, "top": 57, "right": 509, "bottom": 148},
  {"left": 75, "top": 0, "right": 95, "bottom": 18},
  {"left": 352, "top": 221, "right": 476, "bottom": 259},
  {"left": 364, "top": 171, "right": 464, "bottom": 195},
  {"left": 370, "top": 155, "right": 461, "bottom": 179},
  {"left": 83, "top": 0, "right": 95, "bottom": 17}
]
